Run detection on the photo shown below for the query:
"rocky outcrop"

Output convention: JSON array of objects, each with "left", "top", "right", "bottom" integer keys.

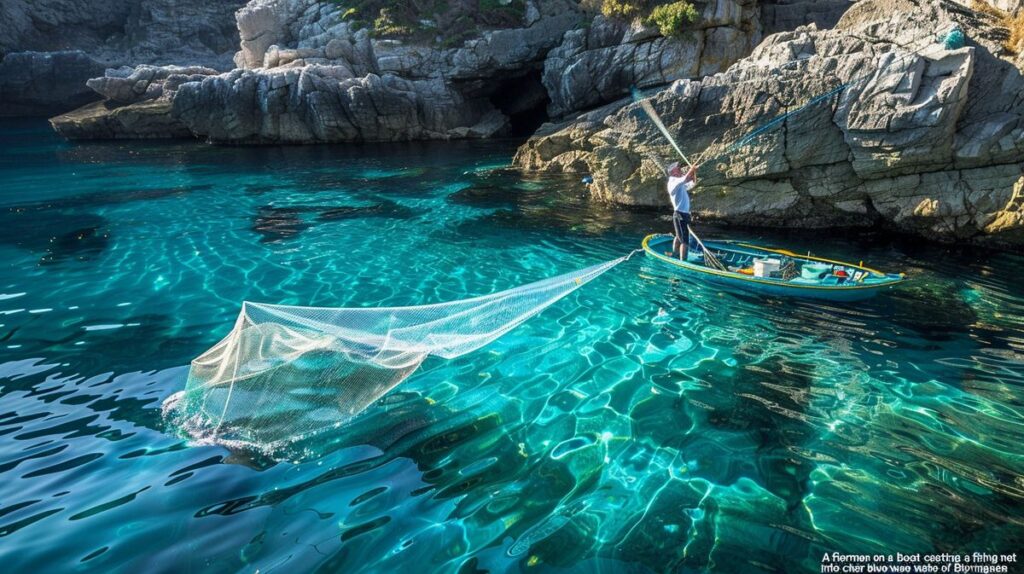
[
  {"left": 0, "top": 0, "right": 244, "bottom": 116},
  {"left": 49, "top": 99, "right": 192, "bottom": 139},
  {"left": 39, "top": 0, "right": 844, "bottom": 142},
  {"left": 231, "top": 0, "right": 580, "bottom": 78},
  {"left": 85, "top": 65, "right": 219, "bottom": 104},
  {"left": 515, "top": 0, "right": 1024, "bottom": 247},
  {"left": 760, "top": 0, "right": 857, "bottom": 35},
  {"left": 50, "top": 64, "right": 219, "bottom": 139},
  {"left": 54, "top": 0, "right": 582, "bottom": 142},
  {"left": 542, "top": 2, "right": 762, "bottom": 118},
  {"left": 0, "top": 51, "right": 106, "bottom": 116},
  {"left": 171, "top": 68, "right": 507, "bottom": 143}
]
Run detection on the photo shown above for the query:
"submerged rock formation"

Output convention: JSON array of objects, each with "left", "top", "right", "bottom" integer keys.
[{"left": 515, "top": 0, "right": 1024, "bottom": 247}]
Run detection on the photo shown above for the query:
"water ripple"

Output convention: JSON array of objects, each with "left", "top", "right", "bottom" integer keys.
[{"left": 0, "top": 121, "right": 1022, "bottom": 572}]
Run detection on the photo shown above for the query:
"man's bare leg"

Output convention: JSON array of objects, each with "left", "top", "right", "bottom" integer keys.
[{"left": 680, "top": 230, "right": 689, "bottom": 261}]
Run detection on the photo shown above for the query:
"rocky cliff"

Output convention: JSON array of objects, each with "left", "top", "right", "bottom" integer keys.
[
  {"left": 0, "top": 0, "right": 245, "bottom": 116},
  {"left": 10, "top": 0, "right": 1024, "bottom": 246},
  {"left": 47, "top": 0, "right": 775, "bottom": 143},
  {"left": 165, "top": 0, "right": 584, "bottom": 143},
  {"left": 514, "top": 0, "right": 1024, "bottom": 247},
  {"left": 541, "top": 2, "right": 762, "bottom": 118}
]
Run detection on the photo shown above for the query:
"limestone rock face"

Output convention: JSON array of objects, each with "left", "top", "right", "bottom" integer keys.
[
  {"left": 86, "top": 65, "right": 219, "bottom": 104},
  {"left": 541, "top": 2, "right": 763, "bottom": 118},
  {"left": 116, "top": 0, "right": 579, "bottom": 143},
  {"left": 120, "top": 0, "right": 244, "bottom": 69},
  {"left": 760, "top": 0, "right": 857, "bottom": 35},
  {"left": 515, "top": 0, "right": 1024, "bottom": 247},
  {"left": 45, "top": 63, "right": 219, "bottom": 138},
  {"left": 0, "top": 0, "right": 241, "bottom": 66},
  {"left": 50, "top": 100, "right": 193, "bottom": 139},
  {"left": 0, "top": 0, "right": 245, "bottom": 116},
  {"left": 0, "top": 51, "right": 106, "bottom": 117},
  {"left": 171, "top": 68, "right": 507, "bottom": 143}
]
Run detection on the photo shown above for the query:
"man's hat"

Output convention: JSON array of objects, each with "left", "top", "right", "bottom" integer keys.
[{"left": 667, "top": 162, "right": 681, "bottom": 172}]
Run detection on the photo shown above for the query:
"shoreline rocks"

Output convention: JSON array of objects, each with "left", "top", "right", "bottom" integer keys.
[
  {"left": 0, "top": 51, "right": 106, "bottom": 117},
  {"left": 171, "top": 69, "right": 509, "bottom": 143},
  {"left": 513, "top": 0, "right": 1024, "bottom": 248},
  {"left": 9, "top": 0, "right": 1024, "bottom": 246},
  {"left": 49, "top": 100, "right": 193, "bottom": 139},
  {"left": 85, "top": 65, "right": 220, "bottom": 105},
  {"left": 0, "top": 0, "right": 245, "bottom": 116}
]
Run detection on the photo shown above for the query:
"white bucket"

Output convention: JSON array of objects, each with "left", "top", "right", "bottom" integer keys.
[{"left": 753, "top": 258, "right": 781, "bottom": 278}]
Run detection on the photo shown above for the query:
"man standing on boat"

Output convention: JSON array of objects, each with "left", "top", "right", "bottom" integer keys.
[{"left": 666, "top": 162, "right": 697, "bottom": 260}]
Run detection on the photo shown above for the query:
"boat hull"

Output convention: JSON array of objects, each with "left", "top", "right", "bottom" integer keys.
[{"left": 642, "top": 234, "right": 904, "bottom": 301}]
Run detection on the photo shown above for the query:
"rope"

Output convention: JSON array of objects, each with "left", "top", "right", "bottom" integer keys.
[{"left": 694, "top": 28, "right": 945, "bottom": 168}]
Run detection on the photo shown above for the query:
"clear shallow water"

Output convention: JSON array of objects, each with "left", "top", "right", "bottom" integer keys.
[{"left": 1, "top": 119, "right": 1023, "bottom": 573}]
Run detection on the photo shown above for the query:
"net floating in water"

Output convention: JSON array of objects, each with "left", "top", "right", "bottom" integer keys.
[{"left": 163, "top": 256, "right": 629, "bottom": 453}]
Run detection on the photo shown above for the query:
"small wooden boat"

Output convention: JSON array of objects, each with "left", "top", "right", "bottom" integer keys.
[{"left": 642, "top": 234, "right": 905, "bottom": 301}]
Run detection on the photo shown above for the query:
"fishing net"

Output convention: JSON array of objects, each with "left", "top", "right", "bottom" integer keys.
[{"left": 163, "top": 255, "right": 630, "bottom": 452}]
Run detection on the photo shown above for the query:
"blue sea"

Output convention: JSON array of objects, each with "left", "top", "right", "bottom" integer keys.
[{"left": 1, "top": 119, "right": 1022, "bottom": 573}]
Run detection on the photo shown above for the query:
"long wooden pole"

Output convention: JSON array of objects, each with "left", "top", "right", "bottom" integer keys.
[{"left": 687, "top": 225, "right": 727, "bottom": 271}]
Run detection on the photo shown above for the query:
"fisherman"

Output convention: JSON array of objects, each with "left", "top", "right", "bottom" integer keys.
[{"left": 666, "top": 162, "right": 698, "bottom": 260}]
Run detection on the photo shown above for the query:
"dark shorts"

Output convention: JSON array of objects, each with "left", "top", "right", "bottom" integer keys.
[{"left": 672, "top": 211, "right": 691, "bottom": 240}]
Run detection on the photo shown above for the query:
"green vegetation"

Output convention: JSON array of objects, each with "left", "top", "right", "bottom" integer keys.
[
  {"left": 326, "top": 0, "right": 526, "bottom": 43},
  {"left": 647, "top": 1, "right": 698, "bottom": 37},
  {"left": 372, "top": 7, "right": 417, "bottom": 37},
  {"left": 580, "top": 0, "right": 699, "bottom": 36},
  {"left": 597, "top": 0, "right": 644, "bottom": 19}
]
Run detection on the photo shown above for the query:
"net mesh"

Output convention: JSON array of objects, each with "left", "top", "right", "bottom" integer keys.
[{"left": 163, "top": 256, "right": 628, "bottom": 452}]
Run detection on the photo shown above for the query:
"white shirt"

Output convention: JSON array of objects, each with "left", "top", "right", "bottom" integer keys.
[{"left": 667, "top": 176, "right": 695, "bottom": 213}]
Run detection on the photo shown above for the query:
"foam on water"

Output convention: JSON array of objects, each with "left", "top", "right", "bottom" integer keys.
[{"left": 1, "top": 120, "right": 1023, "bottom": 573}]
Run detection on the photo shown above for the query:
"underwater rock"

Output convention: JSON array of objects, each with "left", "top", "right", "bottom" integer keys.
[
  {"left": 0, "top": 209, "right": 110, "bottom": 263},
  {"left": 317, "top": 201, "right": 415, "bottom": 221},
  {"left": 515, "top": 0, "right": 1024, "bottom": 248}
]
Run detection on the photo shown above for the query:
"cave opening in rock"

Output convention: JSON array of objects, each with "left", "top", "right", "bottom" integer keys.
[{"left": 487, "top": 68, "right": 551, "bottom": 138}]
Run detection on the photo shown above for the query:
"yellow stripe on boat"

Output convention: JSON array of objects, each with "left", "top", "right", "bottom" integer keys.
[{"left": 735, "top": 243, "right": 890, "bottom": 277}]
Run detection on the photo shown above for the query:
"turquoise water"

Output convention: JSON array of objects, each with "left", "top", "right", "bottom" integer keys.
[{"left": 1, "top": 119, "right": 1023, "bottom": 573}]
